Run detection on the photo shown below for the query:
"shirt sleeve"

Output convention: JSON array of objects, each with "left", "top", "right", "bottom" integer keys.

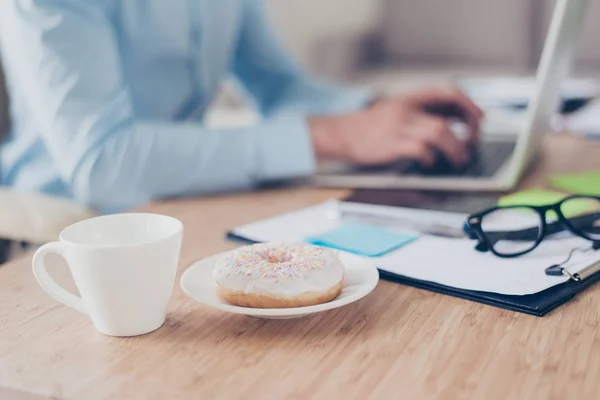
[
  {"left": 0, "top": 0, "right": 316, "bottom": 213},
  {"left": 232, "top": 0, "right": 374, "bottom": 117}
]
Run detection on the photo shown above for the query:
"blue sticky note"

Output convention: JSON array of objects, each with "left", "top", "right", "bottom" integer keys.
[{"left": 306, "top": 223, "right": 418, "bottom": 257}]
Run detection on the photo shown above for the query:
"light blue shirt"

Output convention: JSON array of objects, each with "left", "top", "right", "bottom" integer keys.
[{"left": 0, "top": 0, "right": 370, "bottom": 213}]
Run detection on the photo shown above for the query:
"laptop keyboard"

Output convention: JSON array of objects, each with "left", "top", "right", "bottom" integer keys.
[
  {"left": 464, "top": 141, "right": 516, "bottom": 177},
  {"left": 352, "top": 141, "right": 516, "bottom": 178},
  {"left": 409, "top": 141, "right": 517, "bottom": 177}
]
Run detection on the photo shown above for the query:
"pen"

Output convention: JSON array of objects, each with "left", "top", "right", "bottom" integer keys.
[
  {"left": 339, "top": 210, "right": 466, "bottom": 239},
  {"left": 545, "top": 245, "right": 600, "bottom": 281}
]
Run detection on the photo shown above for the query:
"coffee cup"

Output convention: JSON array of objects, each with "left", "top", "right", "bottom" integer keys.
[{"left": 32, "top": 213, "right": 183, "bottom": 337}]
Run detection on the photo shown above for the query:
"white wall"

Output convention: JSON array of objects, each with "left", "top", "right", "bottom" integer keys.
[
  {"left": 381, "top": 0, "right": 534, "bottom": 68},
  {"left": 540, "top": 0, "right": 600, "bottom": 69}
]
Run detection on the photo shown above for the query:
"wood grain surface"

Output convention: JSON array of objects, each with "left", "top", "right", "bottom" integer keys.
[{"left": 1, "top": 134, "right": 599, "bottom": 400}]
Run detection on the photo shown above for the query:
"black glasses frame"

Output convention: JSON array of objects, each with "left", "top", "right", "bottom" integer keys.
[{"left": 464, "top": 194, "right": 600, "bottom": 258}]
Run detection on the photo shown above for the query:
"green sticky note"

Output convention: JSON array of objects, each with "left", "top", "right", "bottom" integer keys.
[
  {"left": 549, "top": 171, "right": 600, "bottom": 196},
  {"left": 498, "top": 189, "right": 593, "bottom": 218}
]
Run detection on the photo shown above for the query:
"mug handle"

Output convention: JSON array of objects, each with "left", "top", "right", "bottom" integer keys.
[{"left": 32, "top": 242, "right": 87, "bottom": 314}]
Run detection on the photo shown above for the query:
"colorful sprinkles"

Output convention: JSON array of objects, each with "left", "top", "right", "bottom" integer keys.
[{"left": 219, "top": 243, "right": 331, "bottom": 282}]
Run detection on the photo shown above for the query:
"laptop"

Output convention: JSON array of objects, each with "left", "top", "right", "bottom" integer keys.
[{"left": 312, "top": 0, "right": 589, "bottom": 192}]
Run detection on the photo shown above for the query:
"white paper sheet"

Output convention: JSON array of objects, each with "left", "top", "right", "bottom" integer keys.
[
  {"left": 459, "top": 76, "right": 599, "bottom": 108},
  {"left": 565, "top": 98, "right": 600, "bottom": 137},
  {"left": 231, "top": 201, "right": 600, "bottom": 296}
]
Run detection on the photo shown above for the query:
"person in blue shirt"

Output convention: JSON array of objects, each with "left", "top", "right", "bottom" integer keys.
[{"left": 0, "top": 1, "right": 482, "bottom": 214}]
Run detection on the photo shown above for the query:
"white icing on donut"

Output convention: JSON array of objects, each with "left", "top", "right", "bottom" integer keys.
[{"left": 213, "top": 243, "right": 344, "bottom": 297}]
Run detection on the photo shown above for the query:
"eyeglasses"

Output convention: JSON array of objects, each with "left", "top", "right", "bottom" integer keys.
[{"left": 464, "top": 195, "right": 600, "bottom": 258}]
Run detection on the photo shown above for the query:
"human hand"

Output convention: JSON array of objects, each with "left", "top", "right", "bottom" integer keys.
[{"left": 309, "top": 85, "right": 484, "bottom": 166}]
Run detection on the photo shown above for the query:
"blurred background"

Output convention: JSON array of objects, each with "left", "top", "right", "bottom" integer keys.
[
  {"left": 268, "top": 0, "right": 600, "bottom": 87},
  {"left": 204, "top": 0, "right": 600, "bottom": 130}
]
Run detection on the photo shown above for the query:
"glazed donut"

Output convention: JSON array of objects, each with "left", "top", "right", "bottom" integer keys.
[{"left": 213, "top": 242, "right": 344, "bottom": 308}]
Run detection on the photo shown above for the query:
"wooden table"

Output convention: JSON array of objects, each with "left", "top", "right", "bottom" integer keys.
[{"left": 1, "top": 134, "right": 599, "bottom": 400}]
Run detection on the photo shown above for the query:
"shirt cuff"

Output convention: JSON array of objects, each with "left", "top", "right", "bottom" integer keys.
[
  {"left": 254, "top": 114, "right": 316, "bottom": 181},
  {"left": 328, "top": 86, "right": 377, "bottom": 114}
]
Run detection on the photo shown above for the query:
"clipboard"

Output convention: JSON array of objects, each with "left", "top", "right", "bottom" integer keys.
[
  {"left": 378, "top": 265, "right": 600, "bottom": 317},
  {"left": 342, "top": 189, "right": 600, "bottom": 315}
]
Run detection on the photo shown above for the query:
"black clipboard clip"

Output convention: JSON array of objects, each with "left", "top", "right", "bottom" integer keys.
[{"left": 545, "top": 242, "right": 600, "bottom": 282}]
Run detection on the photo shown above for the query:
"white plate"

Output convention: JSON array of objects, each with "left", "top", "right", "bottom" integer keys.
[{"left": 180, "top": 250, "right": 379, "bottom": 319}]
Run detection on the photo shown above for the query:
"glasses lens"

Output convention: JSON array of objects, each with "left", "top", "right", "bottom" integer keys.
[
  {"left": 480, "top": 207, "right": 543, "bottom": 256},
  {"left": 561, "top": 197, "right": 600, "bottom": 240}
]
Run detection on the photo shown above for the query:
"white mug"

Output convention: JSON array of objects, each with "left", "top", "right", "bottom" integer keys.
[{"left": 32, "top": 213, "right": 183, "bottom": 337}]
